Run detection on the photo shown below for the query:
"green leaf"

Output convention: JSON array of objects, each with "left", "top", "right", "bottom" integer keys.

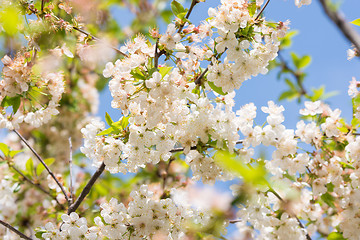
[
  {"left": 0, "top": 143, "right": 10, "bottom": 156},
  {"left": 278, "top": 90, "right": 299, "bottom": 101},
  {"left": 351, "top": 18, "right": 360, "bottom": 26},
  {"left": 97, "top": 127, "right": 115, "bottom": 136},
  {"left": 208, "top": 81, "right": 227, "bottom": 95},
  {"left": 120, "top": 116, "right": 130, "bottom": 129},
  {"left": 285, "top": 78, "right": 297, "bottom": 91},
  {"left": 35, "top": 229, "right": 47, "bottom": 239},
  {"left": 36, "top": 158, "right": 55, "bottom": 176},
  {"left": 171, "top": 0, "right": 185, "bottom": 17},
  {"left": 327, "top": 232, "right": 346, "bottom": 240},
  {"left": 9, "top": 150, "right": 23, "bottom": 157},
  {"left": 159, "top": 66, "right": 173, "bottom": 77},
  {"left": 26, "top": 158, "right": 34, "bottom": 177},
  {"left": 247, "top": 2, "right": 257, "bottom": 17},
  {"left": 298, "top": 55, "right": 311, "bottom": 69},
  {"left": 290, "top": 52, "right": 300, "bottom": 68},
  {"left": 321, "top": 192, "right": 335, "bottom": 208},
  {"left": 105, "top": 112, "right": 113, "bottom": 126},
  {"left": 1, "top": 96, "right": 21, "bottom": 114},
  {"left": 161, "top": 10, "right": 173, "bottom": 24},
  {"left": 214, "top": 151, "right": 268, "bottom": 186},
  {"left": 0, "top": 5, "right": 22, "bottom": 36},
  {"left": 310, "top": 86, "right": 325, "bottom": 101}
]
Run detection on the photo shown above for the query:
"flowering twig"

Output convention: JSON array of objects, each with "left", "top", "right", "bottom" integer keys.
[
  {"left": 318, "top": 0, "right": 360, "bottom": 54},
  {"left": 68, "top": 137, "right": 74, "bottom": 205},
  {"left": 13, "top": 130, "right": 70, "bottom": 205},
  {"left": 255, "top": 0, "right": 271, "bottom": 21},
  {"left": 72, "top": 26, "right": 129, "bottom": 58},
  {"left": 268, "top": 188, "right": 312, "bottom": 240},
  {"left": 67, "top": 162, "right": 106, "bottom": 214},
  {"left": 278, "top": 52, "right": 307, "bottom": 95},
  {"left": 0, "top": 219, "right": 32, "bottom": 240},
  {"left": 177, "top": 0, "right": 199, "bottom": 34}
]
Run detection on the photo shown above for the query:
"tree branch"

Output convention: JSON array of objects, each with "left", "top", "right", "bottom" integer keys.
[
  {"left": 67, "top": 162, "right": 105, "bottom": 214},
  {"left": 318, "top": 0, "right": 360, "bottom": 53},
  {"left": 277, "top": 52, "right": 307, "bottom": 96},
  {"left": 68, "top": 137, "right": 74, "bottom": 205},
  {"left": 255, "top": 0, "right": 271, "bottom": 21},
  {"left": 13, "top": 130, "right": 70, "bottom": 205},
  {"left": 177, "top": 0, "right": 199, "bottom": 33},
  {"left": 0, "top": 219, "right": 32, "bottom": 240},
  {"left": 72, "top": 26, "right": 129, "bottom": 58}
]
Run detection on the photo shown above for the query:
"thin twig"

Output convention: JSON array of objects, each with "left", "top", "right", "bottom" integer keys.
[
  {"left": 68, "top": 137, "right": 74, "bottom": 205},
  {"left": 0, "top": 219, "right": 32, "bottom": 240},
  {"left": 154, "top": 38, "right": 160, "bottom": 69},
  {"left": 194, "top": 67, "right": 208, "bottom": 85},
  {"left": 72, "top": 26, "right": 128, "bottom": 58},
  {"left": 41, "top": 0, "right": 45, "bottom": 13},
  {"left": 255, "top": 0, "right": 271, "bottom": 21},
  {"left": 177, "top": 0, "right": 199, "bottom": 33},
  {"left": 67, "top": 162, "right": 105, "bottom": 214},
  {"left": 268, "top": 188, "right": 312, "bottom": 240},
  {"left": 319, "top": 0, "right": 360, "bottom": 53},
  {"left": 13, "top": 130, "right": 70, "bottom": 205},
  {"left": 278, "top": 52, "right": 307, "bottom": 95}
]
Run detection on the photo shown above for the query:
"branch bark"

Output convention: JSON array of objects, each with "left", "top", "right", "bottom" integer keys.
[
  {"left": 0, "top": 219, "right": 32, "bottom": 240},
  {"left": 67, "top": 162, "right": 105, "bottom": 214},
  {"left": 318, "top": 0, "right": 360, "bottom": 53}
]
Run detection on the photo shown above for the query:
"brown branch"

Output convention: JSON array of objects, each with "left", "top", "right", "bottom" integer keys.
[
  {"left": 68, "top": 137, "right": 74, "bottom": 205},
  {"left": 255, "top": 0, "right": 271, "bottom": 21},
  {"left": 177, "top": 0, "right": 199, "bottom": 33},
  {"left": 72, "top": 26, "right": 128, "bottom": 58},
  {"left": 154, "top": 38, "right": 160, "bottom": 69},
  {"left": 268, "top": 188, "right": 312, "bottom": 240},
  {"left": 194, "top": 67, "right": 208, "bottom": 85},
  {"left": 41, "top": 0, "right": 45, "bottom": 13},
  {"left": 278, "top": 52, "right": 307, "bottom": 95},
  {"left": 319, "top": 0, "right": 360, "bottom": 53},
  {"left": 67, "top": 162, "right": 105, "bottom": 214},
  {"left": 0, "top": 219, "right": 32, "bottom": 240},
  {"left": 13, "top": 130, "right": 70, "bottom": 205}
]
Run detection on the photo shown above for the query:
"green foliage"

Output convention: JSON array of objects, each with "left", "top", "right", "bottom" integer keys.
[
  {"left": 350, "top": 18, "right": 360, "bottom": 26},
  {"left": 290, "top": 52, "right": 312, "bottom": 70},
  {"left": 1, "top": 96, "right": 21, "bottom": 114},
  {"left": 0, "top": 4, "right": 22, "bottom": 36},
  {"left": 327, "top": 232, "right": 346, "bottom": 240},
  {"left": 36, "top": 158, "right": 55, "bottom": 176},
  {"left": 208, "top": 81, "right": 227, "bottom": 95},
  {"left": 280, "top": 30, "right": 298, "bottom": 49},
  {"left": 214, "top": 151, "right": 268, "bottom": 186}
]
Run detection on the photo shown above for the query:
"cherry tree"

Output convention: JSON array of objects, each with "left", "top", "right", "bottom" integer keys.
[{"left": 0, "top": 0, "right": 360, "bottom": 239}]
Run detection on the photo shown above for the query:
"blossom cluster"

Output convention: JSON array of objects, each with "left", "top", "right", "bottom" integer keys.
[{"left": 0, "top": 55, "right": 65, "bottom": 129}]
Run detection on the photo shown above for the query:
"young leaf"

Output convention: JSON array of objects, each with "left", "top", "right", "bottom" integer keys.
[
  {"left": 0, "top": 143, "right": 10, "bottom": 156},
  {"left": 26, "top": 158, "right": 35, "bottom": 177},
  {"left": 350, "top": 18, "right": 360, "bottom": 26},
  {"left": 298, "top": 55, "right": 311, "bottom": 69},
  {"left": 208, "top": 81, "right": 227, "bottom": 95},
  {"left": 36, "top": 158, "right": 55, "bottom": 176},
  {"left": 171, "top": 0, "right": 185, "bottom": 17},
  {"left": 105, "top": 112, "right": 113, "bottom": 126}
]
